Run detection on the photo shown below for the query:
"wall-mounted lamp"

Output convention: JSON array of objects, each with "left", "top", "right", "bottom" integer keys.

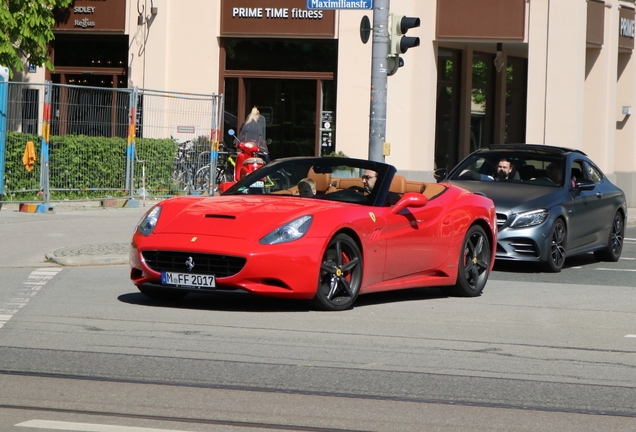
[
  {"left": 135, "top": 13, "right": 144, "bottom": 46},
  {"left": 135, "top": 0, "right": 158, "bottom": 47},
  {"left": 494, "top": 43, "right": 504, "bottom": 73}
]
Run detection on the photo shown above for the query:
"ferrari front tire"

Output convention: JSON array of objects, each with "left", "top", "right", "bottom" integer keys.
[
  {"left": 313, "top": 234, "right": 363, "bottom": 311},
  {"left": 138, "top": 286, "right": 189, "bottom": 301},
  {"left": 445, "top": 225, "right": 491, "bottom": 297}
]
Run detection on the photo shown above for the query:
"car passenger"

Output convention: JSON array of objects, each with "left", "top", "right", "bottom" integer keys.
[
  {"left": 546, "top": 162, "right": 563, "bottom": 186},
  {"left": 298, "top": 178, "right": 316, "bottom": 197}
]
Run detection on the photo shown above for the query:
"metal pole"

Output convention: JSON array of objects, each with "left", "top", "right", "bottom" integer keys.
[
  {"left": 41, "top": 81, "right": 52, "bottom": 205},
  {"left": 0, "top": 67, "right": 8, "bottom": 209},
  {"left": 126, "top": 87, "right": 138, "bottom": 199},
  {"left": 368, "top": 0, "right": 390, "bottom": 162},
  {"left": 209, "top": 94, "right": 224, "bottom": 196}
]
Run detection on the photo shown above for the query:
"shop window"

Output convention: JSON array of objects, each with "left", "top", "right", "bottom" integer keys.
[
  {"left": 505, "top": 56, "right": 527, "bottom": 143},
  {"left": 225, "top": 39, "right": 337, "bottom": 72},
  {"left": 54, "top": 35, "right": 128, "bottom": 68},
  {"left": 435, "top": 48, "right": 461, "bottom": 170},
  {"left": 471, "top": 52, "right": 495, "bottom": 151}
]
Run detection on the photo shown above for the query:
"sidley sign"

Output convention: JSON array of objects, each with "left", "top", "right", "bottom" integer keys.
[
  {"left": 53, "top": 0, "right": 126, "bottom": 32},
  {"left": 306, "top": 0, "right": 372, "bottom": 9},
  {"left": 221, "top": 0, "right": 336, "bottom": 38}
]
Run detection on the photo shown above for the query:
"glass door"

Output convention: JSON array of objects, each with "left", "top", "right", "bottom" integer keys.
[{"left": 243, "top": 78, "right": 317, "bottom": 160}]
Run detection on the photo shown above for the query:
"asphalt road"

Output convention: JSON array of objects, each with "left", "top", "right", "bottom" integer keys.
[{"left": 0, "top": 203, "right": 635, "bottom": 431}]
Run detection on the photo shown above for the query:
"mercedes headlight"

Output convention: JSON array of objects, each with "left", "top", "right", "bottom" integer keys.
[
  {"left": 510, "top": 209, "right": 549, "bottom": 228},
  {"left": 137, "top": 206, "right": 161, "bottom": 236},
  {"left": 260, "top": 215, "right": 313, "bottom": 245}
]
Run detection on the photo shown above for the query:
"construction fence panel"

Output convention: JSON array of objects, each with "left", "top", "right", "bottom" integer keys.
[
  {"left": 48, "top": 84, "right": 131, "bottom": 200},
  {"left": 133, "top": 89, "right": 222, "bottom": 199},
  {"left": 0, "top": 82, "right": 223, "bottom": 207},
  {"left": 1, "top": 82, "right": 47, "bottom": 204}
]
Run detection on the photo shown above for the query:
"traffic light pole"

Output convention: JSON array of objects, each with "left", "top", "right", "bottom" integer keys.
[{"left": 368, "top": 0, "right": 390, "bottom": 163}]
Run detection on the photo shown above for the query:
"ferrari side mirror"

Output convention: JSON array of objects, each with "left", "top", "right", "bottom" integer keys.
[{"left": 392, "top": 192, "right": 428, "bottom": 214}]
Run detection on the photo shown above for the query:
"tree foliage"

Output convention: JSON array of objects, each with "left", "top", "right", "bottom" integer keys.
[{"left": 0, "top": 0, "right": 72, "bottom": 77}]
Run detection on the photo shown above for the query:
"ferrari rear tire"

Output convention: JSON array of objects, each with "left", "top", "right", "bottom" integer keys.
[
  {"left": 445, "top": 225, "right": 491, "bottom": 297},
  {"left": 313, "top": 233, "right": 363, "bottom": 311},
  {"left": 544, "top": 219, "right": 566, "bottom": 272},
  {"left": 594, "top": 211, "right": 624, "bottom": 262},
  {"left": 138, "top": 286, "right": 189, "bottom": 301}
]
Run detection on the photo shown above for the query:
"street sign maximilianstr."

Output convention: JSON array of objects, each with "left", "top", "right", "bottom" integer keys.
[{"left": 306, "top": 0, "right": 372, "bottom": 10}]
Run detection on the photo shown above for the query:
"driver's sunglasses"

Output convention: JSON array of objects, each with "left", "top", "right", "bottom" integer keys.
[{"left": 362, "top": 175, "right": 376, "bottom": 181}]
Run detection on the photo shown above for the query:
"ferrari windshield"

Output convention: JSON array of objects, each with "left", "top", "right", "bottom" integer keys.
[
  {"left": 222, "top": 157, "right": 396, "bottom": 206},
  {"left": 449, "top": 151, "right": 566, "bottom": 187}
]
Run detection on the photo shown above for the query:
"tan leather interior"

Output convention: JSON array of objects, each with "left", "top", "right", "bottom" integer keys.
[
  {"left": 389, "top": 175, "right": 406, "bottom": 194},
  {"left": 333, "top": 177, "right": 364, "bottom": 189},
  {"left": 308, "top": 168, "right": 336, "bottom": 194}
]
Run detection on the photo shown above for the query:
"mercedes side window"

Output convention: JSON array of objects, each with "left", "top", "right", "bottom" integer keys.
[
  {"left": 571, "top": 161, "right": 585, "bottom": 184},
  {"left": 583, "top": 161, "right": 603, "bottom": 183}
]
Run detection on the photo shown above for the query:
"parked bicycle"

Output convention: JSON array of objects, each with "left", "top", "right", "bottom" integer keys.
[
  {"left": 191, "top": 141, "right": 235, "bottom": 194},
  {"left": 173, "top": 138, "right": 212, "bottom": 194}
]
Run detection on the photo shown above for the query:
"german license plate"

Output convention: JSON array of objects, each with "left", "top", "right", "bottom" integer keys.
[{"left": 161, "top": 272, "right": 215, "bottom": 288}]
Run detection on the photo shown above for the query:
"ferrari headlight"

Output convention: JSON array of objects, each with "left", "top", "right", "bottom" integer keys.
[
  {"left": 510, "top": 209, "right": 549, "bottom": 228},
  {"left": 260, "top": 215, "right": 313, "bottom": 245},
  {"left": 137, "top": 206, "right": 161, "bottom": 236}
]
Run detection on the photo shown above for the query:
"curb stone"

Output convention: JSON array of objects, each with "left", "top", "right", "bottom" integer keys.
[{"left": 46, "top": 242, "right": 130, "bottom": 266}]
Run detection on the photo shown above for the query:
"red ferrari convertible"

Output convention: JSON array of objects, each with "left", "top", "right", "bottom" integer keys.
[{"left": 130, "top": 157, "right": 497, "bottom": 310}]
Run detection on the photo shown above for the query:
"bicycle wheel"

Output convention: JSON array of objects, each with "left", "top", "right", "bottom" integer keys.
[{"left": 194, "top": 166, "right": 211, "bottom": 193}]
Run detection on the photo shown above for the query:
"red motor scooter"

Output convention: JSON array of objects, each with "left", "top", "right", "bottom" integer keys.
[{"left": 217, "top": 129, "right": 267, "bottom": 193}]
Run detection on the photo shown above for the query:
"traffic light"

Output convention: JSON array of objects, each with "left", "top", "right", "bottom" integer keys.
[{"left": 387, "top": 13, "right": 420, "bottom": 75}]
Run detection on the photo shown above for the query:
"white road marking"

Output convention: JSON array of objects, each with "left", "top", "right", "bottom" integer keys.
[
  {"left": 17, "top": 419, "right": 195, "bottom": 432},
  {"left": 0, "top": 268, "right": 62, "bottom": 329},
  {"left": 626, "top": 335, "right": 636, "bottom": 338},
  {"left": 619, "top": 257, "right": 635, "bottom": 260},
  {"left": 596, "top": 268, "right": 636, "bottom": 272}
]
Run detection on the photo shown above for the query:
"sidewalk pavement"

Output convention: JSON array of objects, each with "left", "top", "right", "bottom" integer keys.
[
  {"left": 0, "top": 200, "right": 152, "bottom": 268},
  {"left": 0, "top": 199, "right": 635, "bottom": 268}
]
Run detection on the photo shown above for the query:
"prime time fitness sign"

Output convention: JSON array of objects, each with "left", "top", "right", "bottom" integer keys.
[
  {"left": 306, "top": 0, "right": 372, "bottom": 9},
  {"left": 221, "top": 0, "right": 336, "bottom": 38}
]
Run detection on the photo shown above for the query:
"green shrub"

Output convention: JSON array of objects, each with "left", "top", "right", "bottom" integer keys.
[{"left": 3, "top": 132, "right": 178, "bottom": 200}]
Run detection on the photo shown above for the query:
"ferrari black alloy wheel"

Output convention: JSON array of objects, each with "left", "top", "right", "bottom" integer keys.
[
  {"left": 445, "top": 225, "right": 491, "bottom": 297},
  {"left": 594, "top": 211, "right": 625, "bottom": 262},
  {"left": 544, "top": 219, "right": 566, "bottom": 272},
  {"left": 138, "top": 286, "right": 189, "bottom": 301},
  {"left": 313, "top": 233, "right": 363, "bottom": 311}
]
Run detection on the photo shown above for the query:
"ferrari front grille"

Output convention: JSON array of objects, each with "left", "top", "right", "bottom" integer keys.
[{"left": 142, "top": 251, "right": 246, "bottom": 277}]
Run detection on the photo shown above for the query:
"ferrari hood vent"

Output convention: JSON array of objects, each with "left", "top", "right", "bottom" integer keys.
[{"left": 205, "top": 214, "right": 236, "bottom": 220}]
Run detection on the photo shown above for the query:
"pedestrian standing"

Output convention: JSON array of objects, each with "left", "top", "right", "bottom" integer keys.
[{"left": 239, "top": 106, "right": 269, "bottom": 162}]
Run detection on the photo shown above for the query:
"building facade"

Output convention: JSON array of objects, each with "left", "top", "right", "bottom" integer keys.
[{"left": 17, "top": 0, "right": 636, "bottom": 205}]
